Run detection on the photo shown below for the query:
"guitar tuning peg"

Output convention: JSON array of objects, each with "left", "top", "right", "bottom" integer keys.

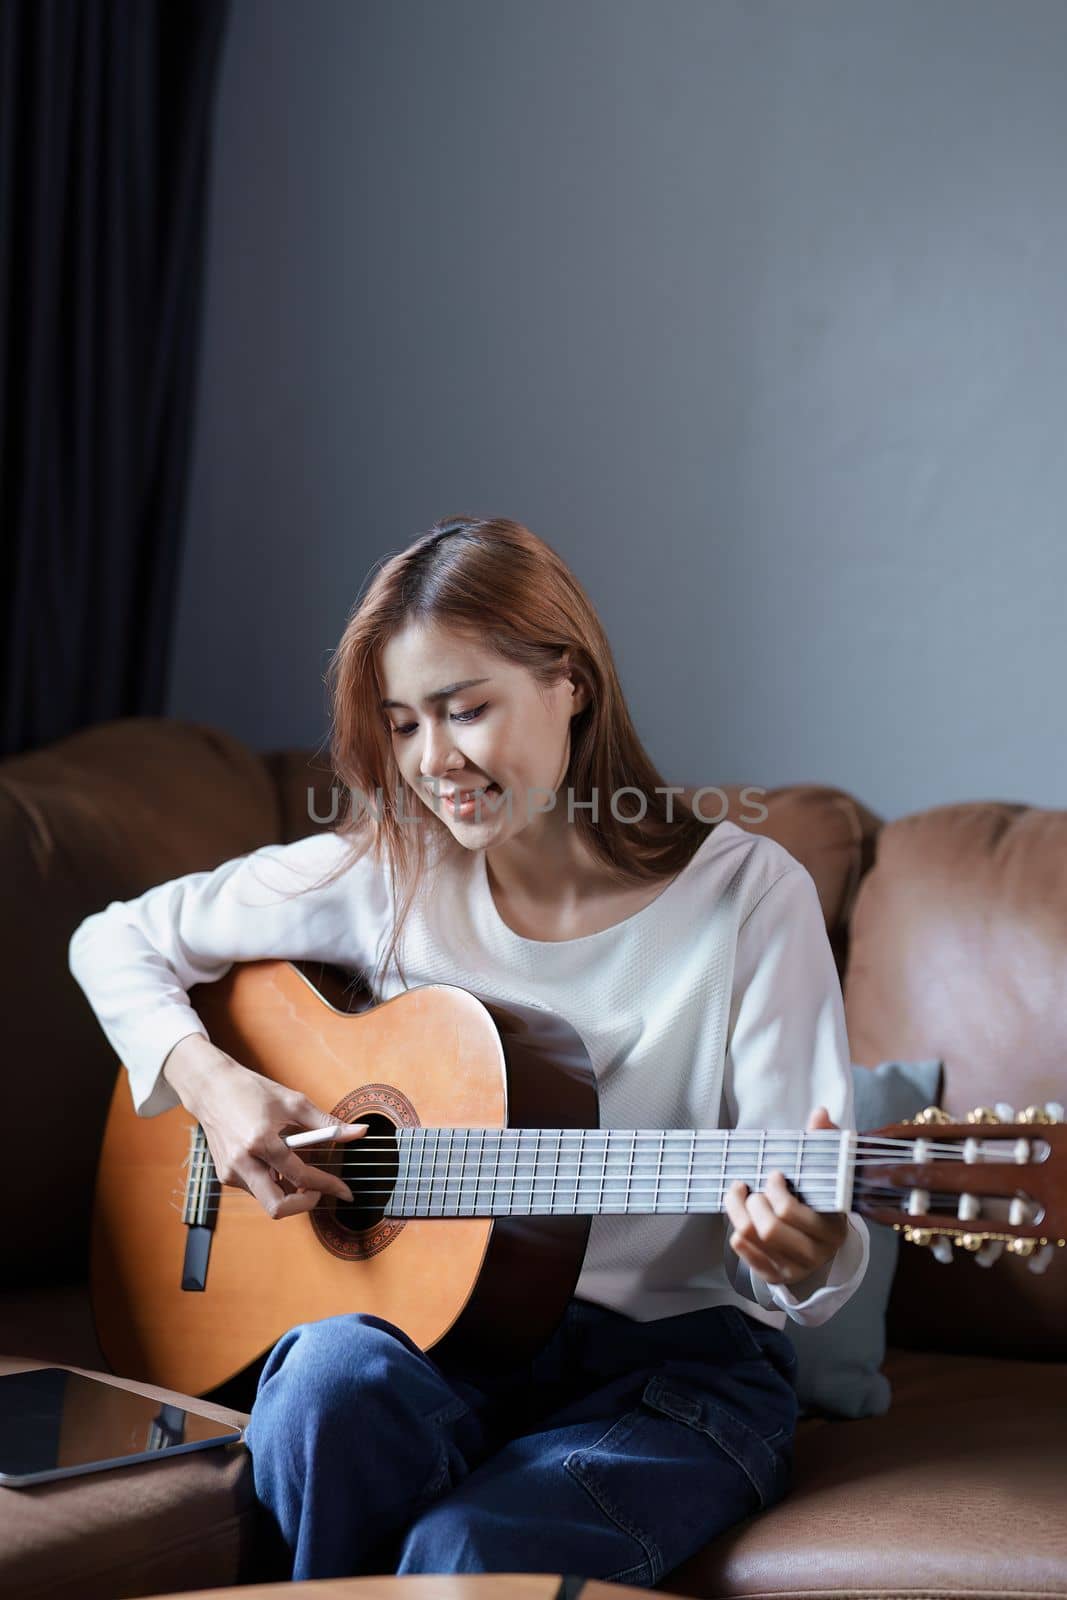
[
  {"left": 912, "top": 1106, "right": 952, "bottom": 1125},
  {"left": 966, "top": 1106, "right": 1000, "bottom": 1124},
  {"left": 1008, "top": 1237, "right": 1037, "bottom": 1257},
  {"left": 930, "top": 1235, "right": 954, "bottom": 1264},
  {"left": 1044, "top": 1102, "right": 1064, "bottom": 1122},
  {"left": 1018, "top": 1106, "right": 1053, "bottom": 1125},
  {"left": 1027, "top": 1243, "right": 1056, "bottom": 1275},
  {"left": 994, "top": 1102, "right": 1015, "bottom": 1122},
  {"left": 974, "top": 1239, "right": 1005, "bottom": 1267}
]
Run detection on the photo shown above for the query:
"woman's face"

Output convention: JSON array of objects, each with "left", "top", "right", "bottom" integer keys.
[{"left": 379, "top": 620, "right": 587, "bottom": 844}]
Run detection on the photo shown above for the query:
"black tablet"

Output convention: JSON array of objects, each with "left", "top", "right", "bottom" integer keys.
[{"left": 0, "top": 1366, "right": 245, "bottom": 1487}]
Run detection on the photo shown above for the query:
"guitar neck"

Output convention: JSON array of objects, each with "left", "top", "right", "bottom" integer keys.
[{"left": 384, "top": 1127, "right": 857, "bottom": 1217}]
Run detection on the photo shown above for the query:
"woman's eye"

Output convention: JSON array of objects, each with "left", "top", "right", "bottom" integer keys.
[
  {"left": 452, "top": 701, "right": 489, "bottom": 724},
  {"left": 391, "top": 702, "right": 488, "bottom": 738}
]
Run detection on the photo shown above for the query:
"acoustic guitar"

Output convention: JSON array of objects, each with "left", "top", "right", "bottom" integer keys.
[{"left": 90, "top": 958, "right": 1066, "bottom": 1395}]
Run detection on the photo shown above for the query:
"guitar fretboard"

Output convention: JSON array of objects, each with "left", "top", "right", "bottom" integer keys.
[{"left": 383, "top": 1127, "right": 854, "bottom": 1217}]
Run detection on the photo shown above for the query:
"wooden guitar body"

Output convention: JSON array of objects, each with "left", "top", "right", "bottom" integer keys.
[{"left": 91, "top": 959, "right": 597, "bottom": 1395}]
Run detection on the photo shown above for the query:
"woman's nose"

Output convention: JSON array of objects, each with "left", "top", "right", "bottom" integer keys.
[{"left": 419, "top": 724, "right": 459, "bottom": 780}]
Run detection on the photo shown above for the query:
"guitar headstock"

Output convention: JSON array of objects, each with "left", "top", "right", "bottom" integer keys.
[{"left": 856, "top": 1101, "right": 1066, "bottom": 1273}]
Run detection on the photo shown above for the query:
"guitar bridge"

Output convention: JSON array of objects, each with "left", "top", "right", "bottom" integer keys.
[{"left": 180, "top": 1125, "right": 218, "bottom": 1291}]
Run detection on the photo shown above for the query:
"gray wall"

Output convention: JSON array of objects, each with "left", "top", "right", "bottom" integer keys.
[{"left": 171, "top": 0, "right": 1067, "bottom": 821}]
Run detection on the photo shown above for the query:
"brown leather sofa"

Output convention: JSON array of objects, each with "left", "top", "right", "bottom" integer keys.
[{"left": 1, "top": 717, "right": 1064, "bottom": 1600}]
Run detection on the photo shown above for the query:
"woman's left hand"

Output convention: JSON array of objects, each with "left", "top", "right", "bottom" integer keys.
[{"left": 724, "top": 1105, "right": 850, "bottom": 1289}]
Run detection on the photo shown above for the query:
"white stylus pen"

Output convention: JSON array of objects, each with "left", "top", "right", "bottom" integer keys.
[{"left": 283, "top": 1123, "right": 368, "bottom": 1149}]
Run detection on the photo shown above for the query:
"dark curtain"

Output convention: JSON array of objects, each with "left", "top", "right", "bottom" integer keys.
[{"left": 0, "top": 0, "right": 230, "bottom": 758}]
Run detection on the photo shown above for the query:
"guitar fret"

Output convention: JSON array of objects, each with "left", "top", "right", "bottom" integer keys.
[
  {"left": 424, "top": 1128, "right": 433, "bottom": 1215},
  {"left": 493, "top": 1131, "right": 507, "bottom": 1217},
  {"left": 566, "top": 1128, "right": 581, "bottom": 1214},
  {"left": 511, "top": 1132, "right": 524, "bottom": 1216},
  {"left": 565, "top": 1127, "right": 577, "bottom": 1214},
  {"left": 475, "top": 1127, "right": 487, "bottom": 1215},
  {"left": 606, "top": 1130, "right": 625, "bottom": 1215},
  {"left": 430, "top": 1129, "right": 441, "bottom": 1217},
  {"left": 573, "top": 1128, "right": 601, "bottom": 1213},
  {"left": 390, "top": 1130, "right": 404, "bottom": 1216},
  {"left": 443, "top": 1127, "right": 454, "bottom": 1218},
  {"left": 534, "top": 1129, "right": 543, "bottom": 1214}
]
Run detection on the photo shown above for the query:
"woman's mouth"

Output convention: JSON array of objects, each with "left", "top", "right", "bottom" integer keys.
[{"left": 443, "top": 782, "right": 501, "bottom": 819}]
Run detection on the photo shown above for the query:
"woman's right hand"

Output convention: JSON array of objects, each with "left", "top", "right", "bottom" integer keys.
[{"left": 162, "top": 1034, "right": 366, "bottom": 1220}]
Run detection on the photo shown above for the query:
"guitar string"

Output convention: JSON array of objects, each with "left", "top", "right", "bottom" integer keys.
[
  {"left": 185, "top": 1184, "right": 1011, "bottom": 1203},
  {"left": 181, "top": 1195, "right": 1007, "bottom": 1210},
  {"left": 177, "top": 1166, "right": 981, "bottom": 1191},
  {"left": 179, "top": 1179, "right": 977, "bottom": 1201},
  {"left": 180, "top": 1154, "right": 1006, "bottom": 1185},
  {"left": 181, "top": 1191, "right": 996, "bottom": 1220},
  {"left": 183, "top": 1166, "right": 1030, "bottom": 1214},
  {"left": 180, "top": 1181, "right": 998, "bottom": 1215},
  {"left": 184, "top": 1160, "right": 991, "bottom": 1182},
  {"left": 177, "top": 1152, "right": 991, "bottom": 1190},
  {"left": 183, "top": 1132, "right": 983, "bottom": 1152},
  {"left": 181, "top": 1133, "right": 988, "bottom": 1170},
  {"left": 179, "top": 1150, "right": 988, "bottom": 1186}
]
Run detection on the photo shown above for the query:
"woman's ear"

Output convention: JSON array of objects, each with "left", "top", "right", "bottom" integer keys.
[
  {"left": 569, "top": 673, "right": 590, "bottom": 716},
  {"left": 560, "top": 650, "right": 590, "bottom": 715}
]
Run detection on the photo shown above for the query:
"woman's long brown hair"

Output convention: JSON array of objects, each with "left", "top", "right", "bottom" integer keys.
[{"left": 276, "top": 514, "right": 710, "bottom": 995}]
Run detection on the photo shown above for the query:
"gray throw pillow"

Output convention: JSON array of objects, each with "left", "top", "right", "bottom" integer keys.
[{"left": 785, "top": 1058, "right": 944, "bottom": 1419}]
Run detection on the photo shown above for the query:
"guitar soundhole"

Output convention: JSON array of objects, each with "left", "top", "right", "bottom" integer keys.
[
  {"left": 310, "top": 1084, "right": 417, "bottom": 1261},
  {"left": 332, "top": 1113, "right": 398, "bottom": 1234}
]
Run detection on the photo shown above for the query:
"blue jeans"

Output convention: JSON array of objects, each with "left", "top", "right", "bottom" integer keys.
[{"left": 243, "top": 1297, "right": 798, "bottom": 1585}]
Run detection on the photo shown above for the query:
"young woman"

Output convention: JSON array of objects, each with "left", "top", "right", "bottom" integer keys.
[{"left": 69, "top": 515, "right": 869, "bottom": 1587}]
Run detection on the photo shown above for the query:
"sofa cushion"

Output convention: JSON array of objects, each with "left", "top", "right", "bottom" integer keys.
[
  {"left": 786, "top": 1059, "right": 943, "bottom": 1419},
  {"left": 708, "top": 784, "right": 875, "bottom": 982},
  {"left": 262, "top": 745, "right": 342, "bottom": 845},
  {"left": 0, "top": 718, "right": 283, "bottom": 1293},
  {"left": 666, "top": 1347, "right": 1067, "bottom": 1598}
]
